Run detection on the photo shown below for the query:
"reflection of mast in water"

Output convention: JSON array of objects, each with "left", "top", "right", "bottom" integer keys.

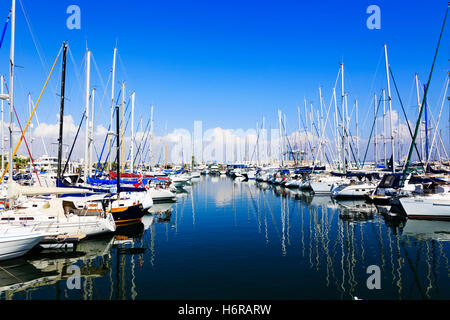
[
  {"left": 348, "top": 223, "right": 357, "bottom": 298},
  {"left": 308, "top": 201, "right": 313, "bottom": 269},
  {"left": 286, "top": 196, "right": 291, "bottom": 246},
  {"left": 263, "top": 187, "right": 269, "bottom": 245},
  {"left": 191, "top": 179, "right": 196, "bottom": 229},
  {"left": 150, "top": 224, "right": 156, "bottom": 267},
  {"left": 281, "top": 194, "right": 286, "bottom": 256},
  {"left": 261, "top": 184, "right": 281, "bottom": 241},
  {"left": 232, "top": 178, "right": 237, "bottom": 227},
  {"left": 300, "top": 196, "right": 305, "bottom": 258},
  {"left": 425, "top": 241, "right": 433, "bottom": 299},
  {"left": 314, "top": 206, "right": 320, "bottom": 271},
  {"left": 131, "top": 251, "right": 137, "bottom": 300},
  {"left": 359, "top": 224, "right": 365, "bottom": 267},
  {"left": 256, "top": 185, "right": 262, "bottom": 234},
  {"left": 371, "top": 214, "right": 387, "bottom": 276},
  {"left": 387, "top": 227, "right": 396, "bottom": 292},
  {"left": 394, "top": 227, "right": 403, "bottom": 299},
  {"left": 338, "top": 219, "right": 346, "bottom": 298},
  {"left": 319, "top": 201, "right": 336, "bottom": 289},
  {"left": 438, "top": 242, "right": 449, "bottom": 282}
]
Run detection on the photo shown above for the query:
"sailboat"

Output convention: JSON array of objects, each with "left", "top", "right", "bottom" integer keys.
[
  {"left": 0, "top": 40, "right": 117, "bottom": 239},
  {"left": 0, "top": 224, "right": 48, "bottom": 261}
]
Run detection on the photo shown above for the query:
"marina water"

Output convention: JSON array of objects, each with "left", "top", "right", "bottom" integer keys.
[{"left": 0, "top": 176, "right": 449, "bottom": 300}]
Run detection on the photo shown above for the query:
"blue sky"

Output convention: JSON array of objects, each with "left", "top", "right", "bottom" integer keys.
[{"left": 0, "top": 0, "right": 449, "bottom": 152}]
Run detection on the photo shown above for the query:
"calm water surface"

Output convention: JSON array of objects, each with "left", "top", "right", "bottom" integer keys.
[{"left": 1, "top": 176, "right": 449, "bottom": 300}]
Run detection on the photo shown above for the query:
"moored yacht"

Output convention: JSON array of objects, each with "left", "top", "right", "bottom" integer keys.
[{"left": 0, "top": 225, "right": 48, "bottom": 261}]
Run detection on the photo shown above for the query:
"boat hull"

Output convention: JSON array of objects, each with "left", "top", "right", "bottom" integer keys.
[
  {"left": 111, "top": 204, "right": 145, "bottom": 226},
  {"left": 0, "top": 231, "right": 45, "bottom": 261},
  {"left": 400, "top": 196, "right": 450, "bottom": 221}
]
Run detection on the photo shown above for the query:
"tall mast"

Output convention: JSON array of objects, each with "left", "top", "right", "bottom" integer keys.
[
  {"left": 415, "top": 74, "right": 424, "bottom": 161},
  {"left": 310, "top": 102, "right": 314, "bottom": 166},
  {"left": 374, "top": 93, "right": 377, "bottom": 165},
  {"left": 262, "top": 116, "right": 266, "bottom": 164},
  {"left": 356, "top": 99, "right": 359, "bottom": 165},
  {"left": 115, "top": 104, "right": 120, "bottom": 198},
  {"left": 424, "top": 84, "right": 429, "bottom": 163},
  {"left": 297, "top": 106, "right": 301, "bottom": 165},
  {"left": 383, "top": 89, "right": 387, "bottom": 166},
  {"left": 28, "top": 93, "right": 32, "bottom": 172},
  {"left": 340, "top": 62, "right": 346, "bottom": 173},
  {"left": 256, "top": 121, "right": 259, "bottom": 166},
  {"left": 283, "top": 113, "right": 287, "bottom": 164},
  {"left": 130, "top": 92, "right": 135, "bottom": 172},
  {"left": 149, "top": 104, "right": 154, "bottom": 170},
  {"left": 84, "top": 49, "right": 91, "bottom": 181},
  {"left": 1, "top": 76, "right": 4, "bottom": 183},
  {"left": 109, "top": 47, "right": 117, "bottom": 172},
  {"left": 304, "top": 99, "right": 308, "bottom": 164},
  {"left": 8, "top": 0, "right": 15, "bottom": 186},
  {"left": 121, "top": 81, "right": 125, "bottom": 173},
  {"left": 384, "top": 44, "right": 395, "bottom": 173},
  {"left": 319, "top": 87, "right": 324, "bottom": 164},
  {"left": 57, "top": 43, "right": 68, "bottom": 182},
  {"left": 333, "top": 87, "right": 339, "bottom": 169},
  {"left": 89, "top": 88, "right": 95, "bottom": 177},
  {"left": 278, "top": 109, "right": 283, "bottom": 167}
]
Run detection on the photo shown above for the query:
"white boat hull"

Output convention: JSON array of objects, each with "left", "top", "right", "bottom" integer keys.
[
  {"left": 0, "top": 227, "right": 45, "bottom": 261},
  {"left": 400, "top": 195, "right": 450, "bottom": 221}
]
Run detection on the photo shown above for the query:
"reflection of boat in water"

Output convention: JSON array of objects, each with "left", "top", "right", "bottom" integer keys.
[
  {"left": 154, "top": 210, "right": 172, "bottom": 224},
  {"left": 0, "top": 236, "right": 114, "bottom": 296},
  {"left": 256, "top": 182, "right": 270, "bottom": 191},
  {"left": 0, "top": 258, "right": 57, "bottom": 294},
  {"left": 147, "top": 202, "right": 174, "bottom": 215},
  {"left": 402, "top": 220, "right": 450, "bottom": 241},
  {"left": 174, "top": 187, "right": 188, "bottom": 195},
  {"left": 336, "top": 200, "right": 377, "bottom": 222},
  {"left": 309, "top": 195, "right": 335, "bottom": 208},
  {"left": 114, "top": 222, "right": 144, "bottom": 243},
  {"left": 141, "top": 215, "right": 155, "bottom": 230}
]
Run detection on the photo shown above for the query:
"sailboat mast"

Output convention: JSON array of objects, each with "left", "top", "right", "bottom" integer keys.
[
  {"left": 116, "top": 104, "right": 120, "bottom": 198},
  {"left": 8, "top": 0, "right": 15, "bottom": 184},
  {"left": 384, "top": 44, "right": 395, "bottom": 173},
  {"left": 57, "top": 43, "right": 68, "bottom": 182},
  {"left": 90, "top": 88, "right": 95, "bottom": 177},
  {"left": 28, "top": 93, "right": 32, "bottom": 172},
  {"left": 84, "top": 49, "right": 91, "bottom": 181},
  {"left": 415, "top": 74, "right": 424, "bottom": 161},
  {"left": 383, "top": 89, "right": 387, "bottom": 166},
  {"left": 374, "top": 93, "right": 377, "bottom": 165},
  {"left": 149, "top": 104, "right": 154, "bottom": 170},
  {"left": 424, "top": 84, "right": 429, "bottom": 163},
  {"left": 278, "top": 109, "right": 283, "bottom": 167},
  {"left": 130, "top": 92, "right": 135, "bottom": 172},
  {"left": 1, "top": 75, "right": 4, "bottom": 181},
  {"left": 340, "top": 62, "right": 346, "bottom": 173},
  {"left": 109, "top": 47, "right": 117, "bottom": 173},
  {"left": 356, "top": 99, "right": 359, "bottom": 165}
]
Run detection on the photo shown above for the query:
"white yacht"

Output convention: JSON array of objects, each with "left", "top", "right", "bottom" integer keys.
[
  {"left": 399, "top": 193, "right": 450, "bottom": 221},
  {"left": 331, "top": 181, "right": 377, "bottom": 199},
  {"left": 0, "top": 225, "right": 48, "bottom": 261},
  {"left": 310, "top": 175, "right": 350, "bottom": 195},
  {"left": 0, "top": 198, "right": 116, "bottom": 237}
]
